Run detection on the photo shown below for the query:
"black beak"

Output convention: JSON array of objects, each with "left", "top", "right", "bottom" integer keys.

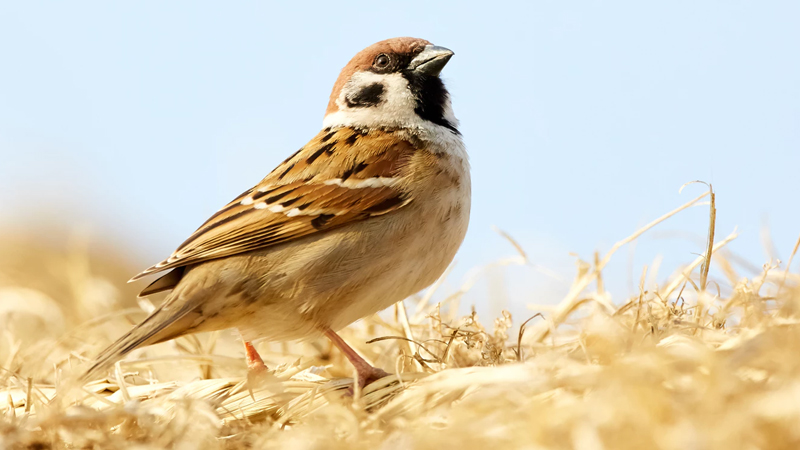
[{"left": 408, "top": 45, "right": 454, "bottom": 77}]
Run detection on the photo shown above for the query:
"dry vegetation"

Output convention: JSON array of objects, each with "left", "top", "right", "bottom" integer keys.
[{"left": 3, "top": 189, "right": 800, "bottom": 449}]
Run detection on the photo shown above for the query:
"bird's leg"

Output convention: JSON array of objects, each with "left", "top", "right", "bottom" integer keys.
[
  {"left": 324, "top": 328, "right": 389, "bottom": 389},
  {"left": 243, "top": 340, "right": 268, "bottom": 374}
]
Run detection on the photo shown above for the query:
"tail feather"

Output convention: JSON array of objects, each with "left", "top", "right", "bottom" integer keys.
[
  {"left": 137, "top": 267, "right": 185, "bottom": 298},
  {"left": 81, "top": 300, "right": 199, "bottom": 383}
]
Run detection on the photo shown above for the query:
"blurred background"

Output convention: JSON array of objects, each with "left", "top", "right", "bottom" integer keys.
[{"left": 1, "top": 1, "right": 798, "bottom": 326}]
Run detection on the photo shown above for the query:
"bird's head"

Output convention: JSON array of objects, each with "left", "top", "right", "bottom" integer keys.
[{"left": 323, "top": 37, "right": 459, "bottom": 136}]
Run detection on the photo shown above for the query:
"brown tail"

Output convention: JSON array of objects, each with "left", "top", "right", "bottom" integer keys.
[{"left": 81, "top": 295, "right": 200, "bottom": 383}]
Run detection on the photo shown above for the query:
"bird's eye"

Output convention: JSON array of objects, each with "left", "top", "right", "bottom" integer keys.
[{"left": 373, "top": 54, "right": 391, "bottom": 69}]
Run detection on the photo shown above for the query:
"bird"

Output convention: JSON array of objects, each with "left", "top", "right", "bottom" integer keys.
[{"left": 83, "top": 37, "right": 470, "bottom": 389}]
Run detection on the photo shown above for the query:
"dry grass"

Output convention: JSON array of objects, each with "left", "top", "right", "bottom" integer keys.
[{"left": 3, "top": 191, "right": 800, "bottom": 449}]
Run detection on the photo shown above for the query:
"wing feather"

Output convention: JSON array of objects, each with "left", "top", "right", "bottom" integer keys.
[{"left": 130, "top": 128, "right": 416, "bottom": 282}]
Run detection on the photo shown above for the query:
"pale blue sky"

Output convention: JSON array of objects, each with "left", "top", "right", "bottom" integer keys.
[{"left": 1, "top": 2, "right": 798, "bottom": 314}]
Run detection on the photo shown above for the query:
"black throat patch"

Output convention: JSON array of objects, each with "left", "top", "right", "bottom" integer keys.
[{"left": 402, "top": 73, "right": 459, "bottom": 135}]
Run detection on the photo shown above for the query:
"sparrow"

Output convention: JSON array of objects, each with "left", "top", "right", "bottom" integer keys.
[{"left": 83, "top": 37, "right": 470, "bottom": 389}]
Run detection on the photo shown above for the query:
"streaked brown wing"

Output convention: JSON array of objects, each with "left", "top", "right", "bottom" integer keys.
[{"left": 130, "top": 127, "right": 416, "bottom": 281}]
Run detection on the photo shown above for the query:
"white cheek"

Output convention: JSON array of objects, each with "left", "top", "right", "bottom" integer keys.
[{"left": 332, "top": 72, "right": 419, "bottom": 126}]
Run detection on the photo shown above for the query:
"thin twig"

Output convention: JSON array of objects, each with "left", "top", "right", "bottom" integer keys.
[
  {"left": 699, "top": 183, "right": 716, "bottom": 292},
  {"left": 516, "top": 314, "right": 544, "bottom": 362}
]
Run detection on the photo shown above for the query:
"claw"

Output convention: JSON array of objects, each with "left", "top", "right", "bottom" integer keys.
[{"left": 324, "top": 328, "right": 390, "bottom": 390}]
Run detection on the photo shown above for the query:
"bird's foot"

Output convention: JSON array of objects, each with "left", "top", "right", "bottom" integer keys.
[
  {"left": 355, "top": 364, "right": 390, "bottom": 391},
  {"left": 244, "top": 341, "right": 269, "bottom": 381},
  {"left": 323, "top": 328, "right": 391, "bottom": 394}
]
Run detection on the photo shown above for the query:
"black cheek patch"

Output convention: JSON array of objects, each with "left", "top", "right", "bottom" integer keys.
[{"left": 344, "top": 83, "right": 385, "bottom": 108}]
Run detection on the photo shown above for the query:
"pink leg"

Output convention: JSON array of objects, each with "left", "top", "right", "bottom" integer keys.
[
  {"left": 325, "top": 329, "right": 389, "bottom": 389},
  {"left": 244, "top": 341, "right": 268, "bottom": 374}
]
